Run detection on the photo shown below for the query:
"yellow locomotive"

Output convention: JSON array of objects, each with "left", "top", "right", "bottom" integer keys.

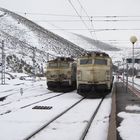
[
  {"left": 77, "top": 51, "right": 113, "bottom": 98},
  {"left": 46, "top": 57, "right": 76, "bottom": 92}
]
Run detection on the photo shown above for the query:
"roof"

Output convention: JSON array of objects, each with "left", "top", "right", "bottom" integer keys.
[
  {"left": 81, "top": 51, "right": 110, "bottom": 57},
  {"left": 48, "top": 57, "right": 74, "bottom": 62}
]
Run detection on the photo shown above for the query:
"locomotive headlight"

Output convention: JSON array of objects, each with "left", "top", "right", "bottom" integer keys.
[
  {"left": 106, "top": 70, "right": 110, "bottom": 75},
  {"left": 106, "top": 70, "right": 110, "bottom": 80},
  {"left": 67, "top": 71, "right": 71, "bottom": 78},
  {"left": 77, "top": 70, "right": 81, "bottom": 80},
  {"left": 46, "top": 71, "right": 51, "bottom": 77},
  {"left": 77, "top": 70, "right": 81, "bottom": 75}
]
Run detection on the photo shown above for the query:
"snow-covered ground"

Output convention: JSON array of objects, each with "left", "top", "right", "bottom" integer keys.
[
  {"left": 0, "top": 73, "right": 111, "bottom": 140},
  {"left": 0, "top": 73, "right": 140, "bottom": 140},
  {"left": 116, "top": 76, "right": 140, "bottom": 140}
]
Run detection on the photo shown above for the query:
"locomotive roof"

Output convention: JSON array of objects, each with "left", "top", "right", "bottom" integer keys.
[
  {"left": 81, "top": 51, "right": 110, "bottom": 57},
  {"left": 48, "top": 57, "right": 74, "bottom": 62}
]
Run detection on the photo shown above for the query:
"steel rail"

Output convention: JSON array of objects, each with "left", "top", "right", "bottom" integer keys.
[
  {"left": 80, "top": 97, "right": 105, "bottom": 140},
  {"left": 23, "top": 97, "right": 85, "bottom": 140},
  {"left": 0, "top": 92, "right": 68, "bottom": 115}
]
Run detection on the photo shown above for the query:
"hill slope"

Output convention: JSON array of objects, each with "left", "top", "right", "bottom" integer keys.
[{"left": 0, "top": 7, "right": 123, "bottom": 74}]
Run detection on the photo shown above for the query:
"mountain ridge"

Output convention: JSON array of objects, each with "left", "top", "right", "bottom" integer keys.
[{"left": 0, "top": 7, "right": 122, "bottom": 74}]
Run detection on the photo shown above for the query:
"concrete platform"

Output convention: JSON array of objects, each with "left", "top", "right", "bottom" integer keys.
[{"left": 108, "top": 82, "right": 140, "bottom": 140}]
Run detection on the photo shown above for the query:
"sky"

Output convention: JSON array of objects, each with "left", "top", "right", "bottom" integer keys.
[{"left": 0, "top": 0, "right": 140, "bottom": 48}]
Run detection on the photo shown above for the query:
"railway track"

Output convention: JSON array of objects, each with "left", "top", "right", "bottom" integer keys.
[
  {"left": 23, "top": 96, "right": 105, "bottom": 140},
  {"left": 127, "top": 83, "right": 140, "bottom": 98},
  {"left": 0, "top": 91, "right": 69, "bottom": 115},
  {"left": 0, "top": 89, "right": 112, "bottom": 140},
  {"left": 120, "top": 78, "right": 140, "bottom": 98}
]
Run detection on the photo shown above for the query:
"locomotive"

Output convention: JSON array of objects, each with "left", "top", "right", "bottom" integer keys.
[
  {"left": 46, "top": 57, "right": 77, "bottom": 92},
  {"left": 77, "top": 51, "right": 113, "bottom": 98}
]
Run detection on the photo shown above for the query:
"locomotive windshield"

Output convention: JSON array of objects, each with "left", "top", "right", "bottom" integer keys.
[
  {"left": 80, "top": 59, "right": 92, "bottom": 65},
  {"left": 79, "top": 58, "right": 107, "bottom": 65},
  {"left": 48, "top": 62, "right": 69, "bottom": 68},
  {"left": 48, "top": 63, "right": 58, "bottom": 68},
  {"left": 60, "top": 62, "right": 69, "bottom": 68},
  {"left": 94, "top": 59, "right": 107, "bottom": 65}
]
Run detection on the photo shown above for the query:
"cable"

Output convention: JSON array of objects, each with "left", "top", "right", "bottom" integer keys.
[
  {"left": 16, "top": 12, "right": 81, "bottom": 17},
  {"left": 15, "top": 11, "right": 140, "bottom": 18},
  {"left": 38, "top": 28, "right": 140, "bottom": 31},
  {"left": 76, "top": 0, "right": 97, "bottom": 39},
  {"left": 32, "top": 19, "right": 140, "bottom": 22},
  {"left": 91, "top": 28, "right": 140, "bottom": 32},
  {"left": 68, "top": 0, "right": 95, "bottom": 39}
]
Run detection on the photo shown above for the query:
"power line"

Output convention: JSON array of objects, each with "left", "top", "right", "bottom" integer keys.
[
  {"left": 15, "top": 11, "right": 140, "bottom": 18},
  {"left": 33, "top": 19, "right": 140, "bottom": 22},
  {"left": 16, "top": 12, "right": 81, "bottom": 17},
  {"left": 44, "top": 28, "right": 140, "bottom": 31},
  {"left": 68, "top": 0, "right": 96, "bottom": 39},
  {"left": 76, "top": 0, "right": 97, "bottom": 39},
  {"left": 94, "top": 28, "right": 140, "bottom": 31}
]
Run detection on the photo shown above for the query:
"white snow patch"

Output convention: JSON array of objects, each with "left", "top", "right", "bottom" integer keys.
[
  {"left": 126, "top": 105, "right": 140, "bottom": 111},
  {"left": 117, "top": 112, "right": 140, "bottom": 140}
]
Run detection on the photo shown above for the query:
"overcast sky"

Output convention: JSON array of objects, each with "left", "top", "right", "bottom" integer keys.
[{"left": 0, "top": 0, "right": 140, "bottom": 47}]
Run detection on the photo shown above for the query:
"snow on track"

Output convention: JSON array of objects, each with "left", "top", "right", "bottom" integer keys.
[
  {"left": 29, "top": 98, "right": 102, "bottom": 140},
  {"left": 0, "top": 92, "right": 82, "bottom": 140}
]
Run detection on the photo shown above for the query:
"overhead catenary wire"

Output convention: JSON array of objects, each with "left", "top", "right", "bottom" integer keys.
[
  {"left": 76, "top": 0, "right": 97, "bottom": 39},
  {"left": 31, "top": 19, "right": 140, "bottom": 22},
  {"left": 41, "top": 28, "right": 140, "bottom": 31},
  {"left": 14, "top": 11, "right": 140, "bottom": 18},
  {"left": 2, "top": 10, "right": 139, "bottom": 50},
  {"left": 32, "top": 19, "right": 140, "bottom": 22},
  {"left": 67, "top": 0, "right": 96, "bottom": 39}
]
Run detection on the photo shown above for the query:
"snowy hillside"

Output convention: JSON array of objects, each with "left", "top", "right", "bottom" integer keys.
[
  {"left": 0, "top": 7, "right": 136, "bottom": 71},
  {"left": 0, "top": 8, "right": 85, "bottom": 63}
]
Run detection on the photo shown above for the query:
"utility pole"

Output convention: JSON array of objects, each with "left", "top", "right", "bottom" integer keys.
[
  {"left": 122, "top": 58, "right": 125, "bottom": 86},
  {"left": 41, "top": 63, "right": 44, "bottom": 74},
  {"left": 47, "top": 53, "right": 49, "bottom": 61},
  {"left": 130, "top": 36, "right": 137, "bottom": 90},
  {"left": 32, "top": 47, "right": 36, "bottom": 82},
  {"left": 1, "top": 40, "right": 5, "bottom": 85},
  {"left": 126, "top": 63, "right": 128, "bottom": 93}
]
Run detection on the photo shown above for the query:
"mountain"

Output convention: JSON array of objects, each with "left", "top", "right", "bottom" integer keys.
[
  {"left": 0, "top": 7, "right": 87, "bottom": 73},
  {"left": 73, "top": 33, "right": 119, "bottom": 51},
  {"left": 0, "top": 7, "right": 124, "bottom": 74}
]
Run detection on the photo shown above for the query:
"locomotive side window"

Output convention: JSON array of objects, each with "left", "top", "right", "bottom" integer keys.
[
  {"left": 94, "top": 59, "right": 107, "bottom": 65},
  {"left": 80, "top": 59, "right": 92, "bottom": 65},
  {"left": 49, "top": 63, "right": 58, "bottom": 68}
]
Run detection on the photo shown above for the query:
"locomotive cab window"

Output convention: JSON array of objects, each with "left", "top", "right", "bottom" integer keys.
[
  {"left": 48, "top": 63, "right": 58, "bottom": 68},
  {"left": 80, "top": 59, "right": 92, "bottom": 65},
  {"left": 60, "top": 63, "right": 69, "bottom": 68},
  {"left": 94, "top": 59, "right": 107, "bottom": 65}
]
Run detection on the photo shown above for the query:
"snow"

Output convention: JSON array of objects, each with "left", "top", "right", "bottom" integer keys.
[
  {"left": 0, "top": 73, "right": 140, "bottom": 140},
  {"left": 125, "top": 105, "right": 140, "bottom": 111},
  {"left": 116, "top": 77, "right": 140, "bottom": 140},
  {"left": 85, "top": 94, "right": 112, "bottom": 140},
  {"left": 0, "top": 5, "right": 140, "bottom": 140},
  {"left": 31, "top": 99, "right": 103, "bottom": 140},
  {"left": 0, "top": 73, "right": 111, "bottom": 140},
  {"left": 117, "top": 112, "right": 140, "bottom": 140}
]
